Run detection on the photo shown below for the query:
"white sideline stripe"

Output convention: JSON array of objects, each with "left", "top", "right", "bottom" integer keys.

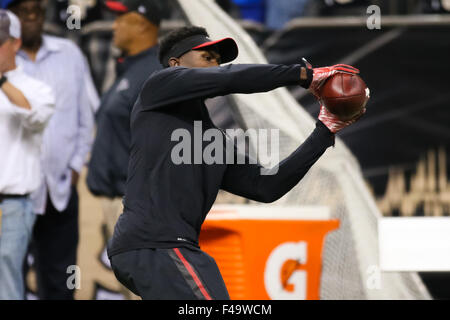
[
  {"left": 379, "top": 217, "right": 450, "bottom": 272},
  {"left": 207, "top": 205, "right": 331, "bottom": 220}
]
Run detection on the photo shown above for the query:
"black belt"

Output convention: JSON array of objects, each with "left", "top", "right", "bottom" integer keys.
[{"left": 0, "top": 194, "right": 28, "bottom": 203}]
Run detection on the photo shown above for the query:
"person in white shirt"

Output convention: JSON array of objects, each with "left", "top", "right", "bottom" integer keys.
[
  {"left": 0, "top": 9, "right": 55, "bottom": 300},
  {"left": 8, "top": 0, "right": 98, "bottom": 300}
]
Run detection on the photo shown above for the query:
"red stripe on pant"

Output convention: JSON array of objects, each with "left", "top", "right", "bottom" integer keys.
[{"left": 173, "top": 248, "right": 212, "bottom": 300}]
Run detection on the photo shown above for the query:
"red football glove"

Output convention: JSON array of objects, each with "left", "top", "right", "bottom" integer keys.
[
  {"left": 319, "top": 105, "right": 366, "bottom": 133},
  {"left": 310, "top": 64, "right": 360, "bottom": 98}
]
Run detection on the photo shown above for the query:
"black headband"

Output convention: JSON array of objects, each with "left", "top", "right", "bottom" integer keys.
[{"left": 162, "top": 35, "right": 215, "bottom": 68}]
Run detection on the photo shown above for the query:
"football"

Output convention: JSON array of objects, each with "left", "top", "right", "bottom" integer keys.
[{"left": 318, "top": 73, "right": 370, "bottom": 121}]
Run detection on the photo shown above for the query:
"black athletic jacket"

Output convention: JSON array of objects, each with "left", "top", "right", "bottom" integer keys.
[
  {"left": 107, "top": 63, "right": 335, "bottom": 258},
  {"left": 87, "top": 46, "right": 162, "bottom": 198}
]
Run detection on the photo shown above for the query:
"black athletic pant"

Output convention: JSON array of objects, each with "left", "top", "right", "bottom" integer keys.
[
  {"left": 110, "top": 247, "right": 230, "bottom": 300},
  {"left": 31, "top": 186, "right": 79, "bottom": 300}
]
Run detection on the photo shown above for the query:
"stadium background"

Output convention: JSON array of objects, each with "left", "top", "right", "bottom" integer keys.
[{"left": 22, "top": 0, "right": 450, "bottom": 299}]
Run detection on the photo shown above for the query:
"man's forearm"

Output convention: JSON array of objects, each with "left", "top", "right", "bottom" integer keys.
[
  {"left": 2, "top": 80, "right": 31, "bottom": 110},
  {"left": 254, "top": 121, "right": 334, "bottom": 202},
  {"left": 221, "top": 121, "right": 334, "bottom": 203},
  {"left": 223, "top": 63, "right": 312, "bottom": 94}
]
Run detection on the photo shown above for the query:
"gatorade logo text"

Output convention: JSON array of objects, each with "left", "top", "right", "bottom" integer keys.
[{"left": 264, "top": 241, "right": 307, "bottom": 300}]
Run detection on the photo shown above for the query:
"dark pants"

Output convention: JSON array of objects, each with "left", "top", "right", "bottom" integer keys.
[
  {"left": 110, "top": 247, "right": 230, "bottom": 300},
  {"left": 31, "top": 186, "right": 79, "bottom": 300}
]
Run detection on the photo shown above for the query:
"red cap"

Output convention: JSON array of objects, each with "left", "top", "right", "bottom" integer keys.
[
  {"left": 192, "top": 37, "right": 239, "bottom": 64},
  {"left": 162, "top": 34, "right": 239, "bottom": 67},
  {"left": 105, "top": 1, "right": 128, "bottom": 12}
]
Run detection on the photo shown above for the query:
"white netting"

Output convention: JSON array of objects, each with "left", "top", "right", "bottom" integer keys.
[{"left": 177, "top": 0, "right": 431, "bottom": 300}]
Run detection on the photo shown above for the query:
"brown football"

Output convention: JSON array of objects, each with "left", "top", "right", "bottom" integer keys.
[{"left": 318, "top": 73, "right": 370, "bottom": 121}]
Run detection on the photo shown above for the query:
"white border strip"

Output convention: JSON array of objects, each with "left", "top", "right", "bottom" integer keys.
[
  {"left": 379, "top": 217, "right": 450, "bottom": 272},
  {"left": 208, "top": 205, "right": 331, "bottom": 220}
]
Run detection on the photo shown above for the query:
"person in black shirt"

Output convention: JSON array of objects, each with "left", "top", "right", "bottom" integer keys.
[
  {"left": 108, "top": 26, "right": 366, "bottom": 300},
  {"left": 87, "top": 0, "right": 164, "bottom": 239}
]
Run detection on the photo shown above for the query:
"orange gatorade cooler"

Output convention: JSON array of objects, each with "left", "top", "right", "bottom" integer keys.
[{"left": 199, "top": 205, "right": 339, "bottom": 300}]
